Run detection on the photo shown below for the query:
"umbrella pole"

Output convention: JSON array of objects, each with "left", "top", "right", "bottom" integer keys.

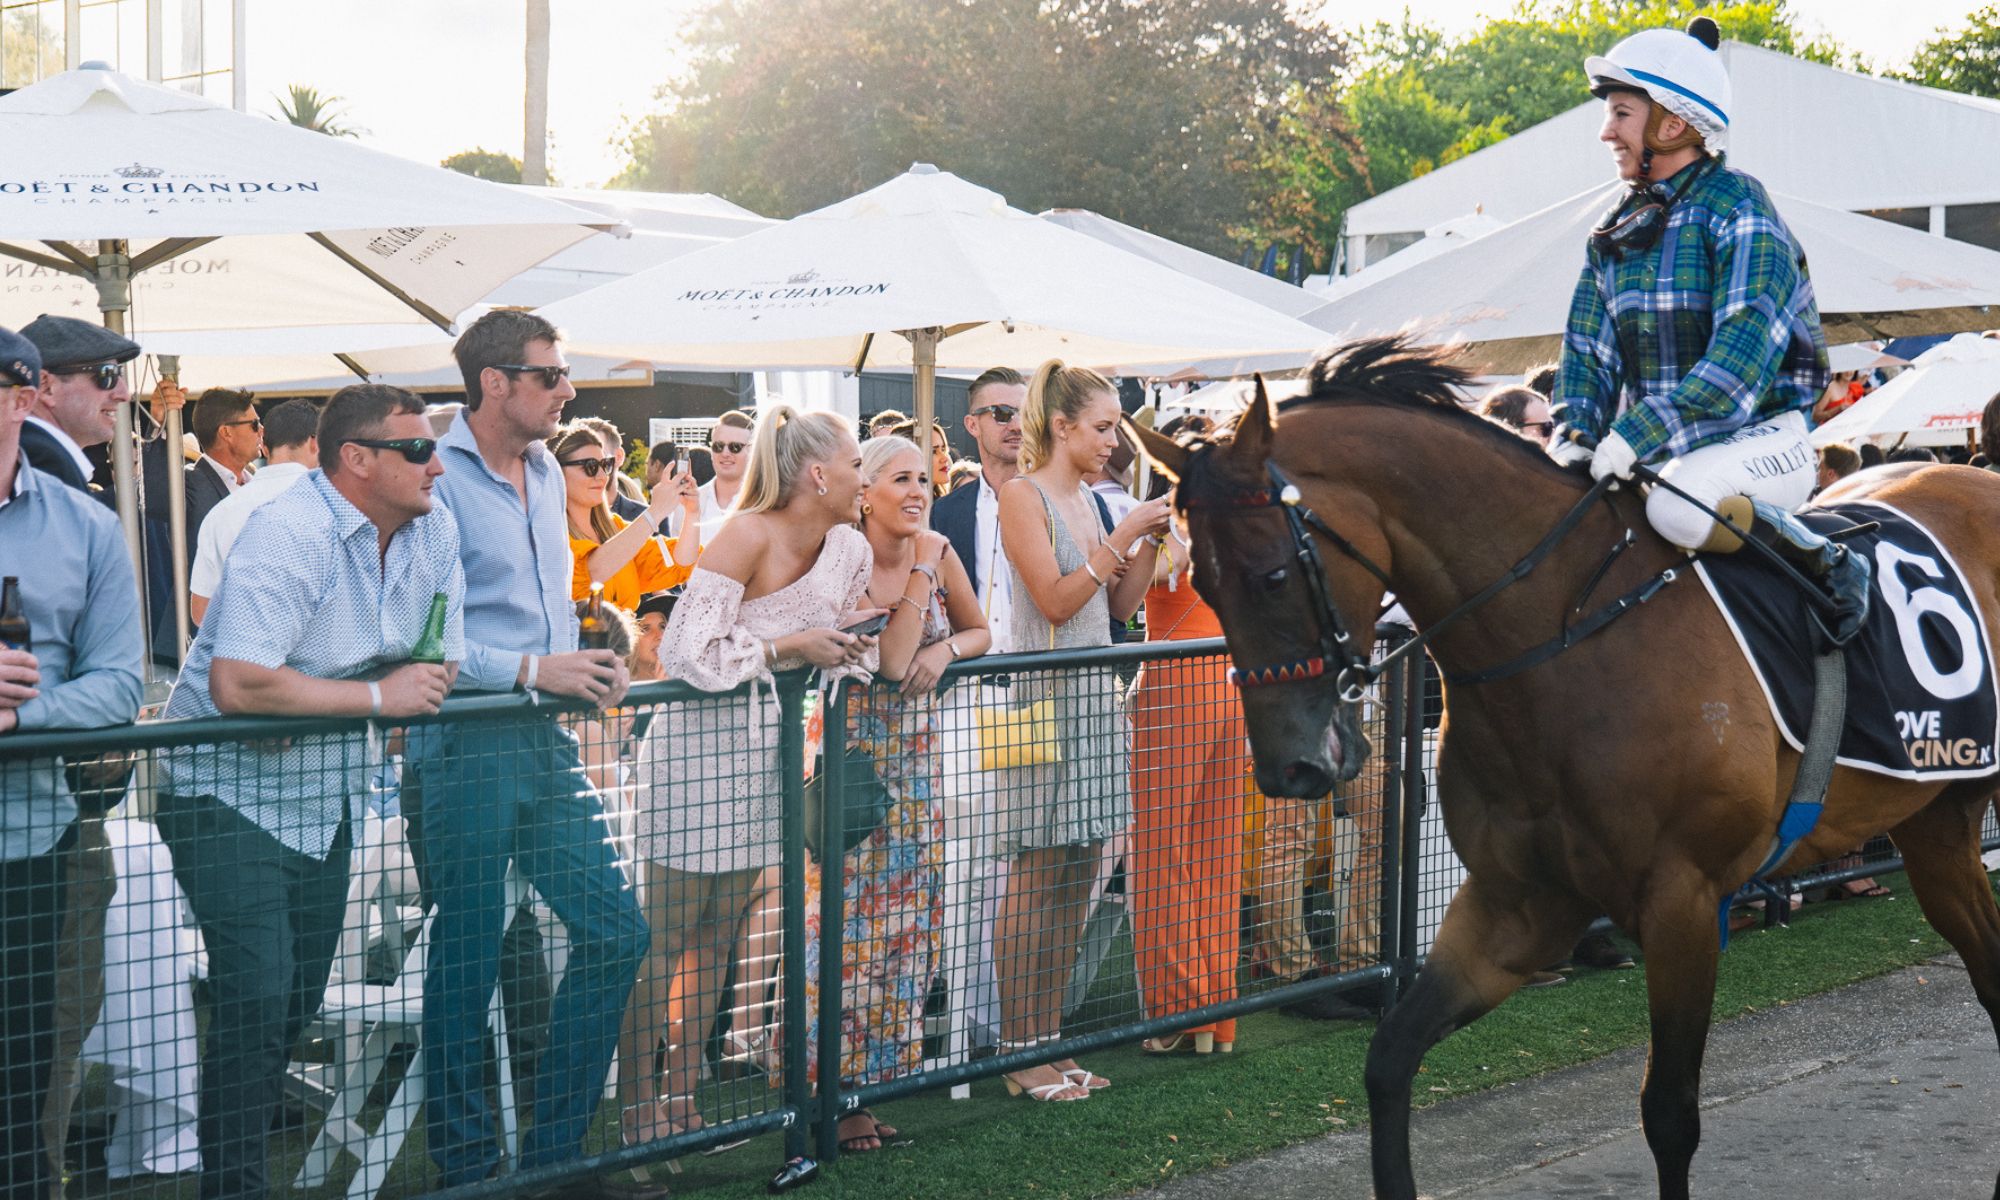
[
  {"left": 156, "top": 354, "right": 191, "bottom": 662},
  {"left": 92, "top": 239, "right": 156, "bottom": 677},
  {"left": 906, "top": 326, "right": 941, "bottom": 484}
]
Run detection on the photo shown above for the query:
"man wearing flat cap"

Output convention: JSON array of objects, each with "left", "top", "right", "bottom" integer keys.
[{"left": 18, "top": 315, "right": 142, "bottom": 499}]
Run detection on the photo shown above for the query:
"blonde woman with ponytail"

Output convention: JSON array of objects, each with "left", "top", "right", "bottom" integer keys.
[
  {"left": 991, "top": 360, "right": 1172, "bottom": 1102},
  {"left": 619, "top": 405, "right": 885, "bottom": 1147}
]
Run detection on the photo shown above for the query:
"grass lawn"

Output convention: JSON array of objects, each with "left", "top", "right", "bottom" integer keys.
[
  {"left": 660, "top": 873, "right": 1952, "bottom": 1200},
  {"left": 75, "top": 874, "right": 1954, "bottom": 1200}
]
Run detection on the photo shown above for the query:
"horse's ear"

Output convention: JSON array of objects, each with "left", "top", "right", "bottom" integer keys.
[
  {"left": 1122, "top": 417, "right": 1190, "bottom": 483},
  {"left": 1234, "top": 374, "right": 1278, "bottom": 458}
]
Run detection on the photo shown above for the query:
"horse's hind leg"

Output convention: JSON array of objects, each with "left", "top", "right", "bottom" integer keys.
[
  {"left": 1364, "top": 876, "right": 1593, "bottom": 1200},
  {"left": 1632, "top": 875, "right": 1724, "bottom": 1200},
  {"left": 1887, "top": 785, "right": 2000, "bottom": 1199}
]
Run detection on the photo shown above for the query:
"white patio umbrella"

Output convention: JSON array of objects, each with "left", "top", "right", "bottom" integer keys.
[
  {"left": 536, "top": 164, "right": 1334, "bottom": 465},
  {"left": 1811, "top": 333, "right": 2000, "bottom": 448},
  {"left": 1305, "top": 183, "right": 2000, "bottom": 375},
  {"left": 0, "top": 63, "right": 618, "bottom": 660}
]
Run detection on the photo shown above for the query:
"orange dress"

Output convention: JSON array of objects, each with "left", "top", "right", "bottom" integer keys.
[
  {"left": 568, "top": 515, "right": 692, "bottom": 609},
  {"left": 1129, "top": 578, "right": 1244, "bottom": 1045}
]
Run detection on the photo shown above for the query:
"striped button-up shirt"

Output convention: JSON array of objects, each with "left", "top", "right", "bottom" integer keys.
[
  {"left": 0, "top": 460, "right": 144, "bottom": 861},
  {"left": 431, "top": 408, "right": 577, "bottom": 692},
  {"left": 1553, "top": 156, "right": 1829, "bottom": 463},
  {"left": 162, "top": 471, "right": 465, "bottom": 858}
]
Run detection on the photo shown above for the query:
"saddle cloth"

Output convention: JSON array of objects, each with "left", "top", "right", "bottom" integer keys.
[{"left": 1692, "top": 499, "right": 2000, "bottom": 780}]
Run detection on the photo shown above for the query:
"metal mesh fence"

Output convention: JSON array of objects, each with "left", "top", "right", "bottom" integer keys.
[{"left": 0, "top": 631, "right": 1983, "bottom": 1197}]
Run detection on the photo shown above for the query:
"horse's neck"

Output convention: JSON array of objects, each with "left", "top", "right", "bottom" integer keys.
[{"left": 1322, "top": 413, "right": 1662, "bottom": 678}]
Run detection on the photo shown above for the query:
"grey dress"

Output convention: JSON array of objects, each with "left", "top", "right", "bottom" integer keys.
[{"left": 996, "top": 479, "right": 1130, "bottom": 852}]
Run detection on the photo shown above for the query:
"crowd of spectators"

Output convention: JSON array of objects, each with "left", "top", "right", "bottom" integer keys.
[{"left": 9, "top": 311, "right": 1969, "bottom": 1199}]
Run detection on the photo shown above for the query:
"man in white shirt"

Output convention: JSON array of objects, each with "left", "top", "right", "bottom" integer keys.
[
  {"left": 934, "top": 368, "right": 1027, "bottom": 653},
  {"left": 670, "top": 409, "right": 754, "bottom": 548},
  {"left": 189, "top": 398, "right": 322, "bottom": 625}
]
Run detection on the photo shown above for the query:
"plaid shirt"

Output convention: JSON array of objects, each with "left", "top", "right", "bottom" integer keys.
[{"left": 1552, "top": 157, "right": 1828, "bottom": 463}]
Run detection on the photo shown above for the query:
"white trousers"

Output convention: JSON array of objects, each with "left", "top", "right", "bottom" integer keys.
[{"left": 1646, "top": 410, "right": 1816, "bottom": 550}]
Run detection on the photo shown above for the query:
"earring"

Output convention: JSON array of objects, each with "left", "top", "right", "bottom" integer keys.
[
  {"left": 861, "top": 502, "right": 872, "bottom": 515},
  {"left": 817, "top": 484, "right": 829, "bottom": 496}
]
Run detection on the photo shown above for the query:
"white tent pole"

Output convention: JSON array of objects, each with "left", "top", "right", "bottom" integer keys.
[
  {"left": 905, "top": 326, "right": 941, "bottom": 480},
  {"left": 155, "top": 353, "right": 190, "bottom": 661},
  {"left": 92, "top": 239, "right": 155, "bottom": 675}
]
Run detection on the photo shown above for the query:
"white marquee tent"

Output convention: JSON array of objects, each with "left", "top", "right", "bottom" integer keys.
[
  {"left": 1342, "top": 42, "right": 2000, "bottom": 271},
  {"left": 1812, "top": 333, "right": 2000, "bottom": 448}
]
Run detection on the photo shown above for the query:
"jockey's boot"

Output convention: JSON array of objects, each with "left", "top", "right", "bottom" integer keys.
[{"left": 1732, "top": 498, "right": 1872, "bottom": 646}]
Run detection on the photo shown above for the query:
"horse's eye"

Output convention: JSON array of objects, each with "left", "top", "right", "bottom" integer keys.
[{"left": 1261, "top": 567, "right": 1288, "bottom": 591}]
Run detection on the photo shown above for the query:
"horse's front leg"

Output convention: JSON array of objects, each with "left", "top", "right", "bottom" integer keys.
[
  {"left": 1634, "top": 874, "right": 1725, "bottom": 1200},
  {"left": 1365, "top": 875, "right": 1592, "bottom": 1200}
]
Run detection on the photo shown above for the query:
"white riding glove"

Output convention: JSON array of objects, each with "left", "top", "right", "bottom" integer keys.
[
  {"left": 1589, "top": 431, "right": 1639, "bottom": 482},
  {"left": 1547, "top": 434, "right": 1594, "bottom": 469}
]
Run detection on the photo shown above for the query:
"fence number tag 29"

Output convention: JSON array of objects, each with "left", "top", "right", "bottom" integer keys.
[{"left": 1875, "top": 542, "right": 1983, "bottom": 701}]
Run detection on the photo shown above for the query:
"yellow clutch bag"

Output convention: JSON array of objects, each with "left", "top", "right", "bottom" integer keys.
[{"left": 977, "top": 698, "right": 1062, "bottom": 771}]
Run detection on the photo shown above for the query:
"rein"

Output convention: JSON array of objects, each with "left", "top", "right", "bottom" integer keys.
[{"left": 1183, "top": 456, "right": 1683, "bottom": 697}]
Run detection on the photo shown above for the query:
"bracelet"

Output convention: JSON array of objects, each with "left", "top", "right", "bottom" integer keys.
[
  {"left": 763, "top": 639, "right": 779, "bottom": 668},
  {"left": 895, "top": 594, "right": 925, "bottom": 613},
  {"left": 366, "top": 681, "right": 383, "bottom": 717},
  {"left": 946, "top": 638, "right": 961, "bottom": 660},
  {"left": 910, "top": 561, "right": 940, "bottom": 586},
  {"left": 1105, "top": 543, "right": 1129, "bottom": 567},
  {"left": 638, "top": 509, "right": 660, "bottom": 533},
  {"left": 1083, "top": 559, "right": 1107, "bottom": 586},
  {"left": 522, "top": 654, "right": 539, "bottom": 692}
]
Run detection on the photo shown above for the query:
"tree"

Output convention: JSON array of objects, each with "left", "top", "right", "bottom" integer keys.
[
  {"left": 274, "top": 84, "right": 364, "bottom": 137},
  {"left": 442, "top": 148, "right": 525, "bottom": 184},
  {"left": 1, "top": 8, "right": 62, "bottom": 90},
  {"left": 1904, "top": 6, "right": 2000, "bottom": 99},
  {"left": 614, "top": 0, "right": 1345, "bottom": 258}
]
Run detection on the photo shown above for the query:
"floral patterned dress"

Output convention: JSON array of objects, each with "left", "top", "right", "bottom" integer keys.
[{"left": 804, "top": 596, "right": 950, "bottom": 1085}]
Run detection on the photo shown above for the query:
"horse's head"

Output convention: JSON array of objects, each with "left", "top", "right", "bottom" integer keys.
[{"left": 1129, "top": 377, "right": 1386, "bottom": 799}]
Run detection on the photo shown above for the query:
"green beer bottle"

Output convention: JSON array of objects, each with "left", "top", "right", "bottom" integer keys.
[{"left": 410, "top": 592, "right": 448, "bottom": 664}]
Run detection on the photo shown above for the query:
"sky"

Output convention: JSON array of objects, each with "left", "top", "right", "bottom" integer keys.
[{"left": 245, "top": 0, "right": 1985, "bottom": 195}]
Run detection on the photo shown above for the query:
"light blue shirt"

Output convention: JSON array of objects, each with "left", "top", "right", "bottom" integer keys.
[
  {"left": 162, "top": 471, "right": 465, "bottom": 858},
  {"left": 431, "top": 408, "right": 577, "bottom": 692},
  {"left": 0, "top": 460, "right": 144, "bottom": 860}
]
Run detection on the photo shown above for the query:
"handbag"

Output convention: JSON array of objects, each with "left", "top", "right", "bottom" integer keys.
[
  {"left": 803, "top": 682, "right": 894, "bottom": 858},
  {"left": 976, "top": 497, "right": 1065, "bottom": 772}
]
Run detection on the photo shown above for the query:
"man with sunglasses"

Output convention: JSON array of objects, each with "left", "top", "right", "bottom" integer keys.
[
  {"left": 183, "top": 388, "right": 265, "bottom": 565},
  {"left": 190, "top": 399, "right": 321, "bottom": 626},
  {"left": 17, "top": 315, "right": 141, "bottom": 497},
  {"left": 156, "top": 383, "right": 462, "bottom": 1200},
  {"left": 413, "top": 309, "right": 650, "bottom": 1196},
  {"left": 1548, "top": 18, "right": 1866, "bottom": 644},
  {"left": 670, "top": 408, "right": 755, "bottom": 549}
]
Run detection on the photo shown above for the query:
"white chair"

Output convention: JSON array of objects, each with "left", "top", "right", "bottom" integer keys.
[{"left": 293, "top": 823, "right": 525, "bottom": 1200}]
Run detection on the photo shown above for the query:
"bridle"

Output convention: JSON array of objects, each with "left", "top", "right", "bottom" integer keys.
[{"left": 1179, "top": 451, "right": 1682, "bottom": 699}]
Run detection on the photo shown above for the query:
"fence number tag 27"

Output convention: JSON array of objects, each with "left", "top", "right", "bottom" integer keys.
[{"left": 1875, "top": 542, "right": 1984, "bottom": 701}]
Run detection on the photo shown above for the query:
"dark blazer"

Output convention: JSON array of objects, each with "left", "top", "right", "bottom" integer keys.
[
  {"left": 930, "top": 475, "right": 1125, "bottom": 642},
  {"left": 182, "top": 458, "right": 236, "bottom": 564},
  {"left": 20, "top": 420, "right": 94, "bottom": 495}
]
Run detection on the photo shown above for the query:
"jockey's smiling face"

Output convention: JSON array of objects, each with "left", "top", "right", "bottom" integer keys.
[{"left": 1598, "top": 91, "right": 1690, "bottom": 182}]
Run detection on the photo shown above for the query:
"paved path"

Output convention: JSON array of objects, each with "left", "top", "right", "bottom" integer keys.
[{"left": 1144, "top": 956, "right": 2000, "bottom": 1199}]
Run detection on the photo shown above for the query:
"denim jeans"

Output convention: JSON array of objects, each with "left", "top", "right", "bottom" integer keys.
[{"left": 410, "top": 717, "right": 648, "bottom": 1187}]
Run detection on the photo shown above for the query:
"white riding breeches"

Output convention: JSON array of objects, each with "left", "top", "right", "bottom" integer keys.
[{"left": 1645, "top": 410, "right": 1816, "bottom": 550}]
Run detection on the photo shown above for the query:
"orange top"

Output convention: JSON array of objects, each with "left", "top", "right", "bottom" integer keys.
[
  {"left": 569, "top": 515, "right": 692, "bottom": 609},
  {"left": 1144, "top": 578, "right": 1221, "bottom": 641}
]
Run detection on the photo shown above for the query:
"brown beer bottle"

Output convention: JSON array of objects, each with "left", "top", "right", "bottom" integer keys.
[
  {"left": 579, "top": 582, "right": 611, "bottom": 651},
  {"left": 0, "top": 576, "right": 29, "bottom": 652}
]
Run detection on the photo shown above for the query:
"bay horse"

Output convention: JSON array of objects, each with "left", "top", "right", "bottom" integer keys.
[{"left": 1128, "top": 338, "right": 2000, "bottom": 1200}]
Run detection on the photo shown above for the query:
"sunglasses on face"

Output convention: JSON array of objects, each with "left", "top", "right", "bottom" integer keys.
[
  {"left": 221, "top": 417, "right": 263, "bottom": 432},
  {"left": 561, "top": 455, "right": 619, "bottom": 477},
  {"left": 348, "top": 437, "right": 438, "bottom": 464},
  {"left": 493, "top": 363, "right": 572, "bottom": 389},
  {"left": 970, "top": 404, "right": 1020, "bottom": 424},
  {"left": 51, "top": 362, "right": 123, "bottom": 391},
  {"left": 1523, "top": 420, "right": 1555, "bottom": 438},
  {"left": 709, "top": 439, "right": 748, "bottom": 455}
]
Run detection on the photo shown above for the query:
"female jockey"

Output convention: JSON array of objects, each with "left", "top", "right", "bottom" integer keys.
[{"left": 1547, "top": 17, "right": 1870, "bottom": 643}]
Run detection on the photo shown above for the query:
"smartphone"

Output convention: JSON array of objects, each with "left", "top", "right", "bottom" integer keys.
[{"left": 840, "top": 613, "right": 890, "bottom": 638}]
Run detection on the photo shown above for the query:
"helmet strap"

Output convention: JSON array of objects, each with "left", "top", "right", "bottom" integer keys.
[{"left": 1642, "top": 100, "right": 1706, "bottom": 159}]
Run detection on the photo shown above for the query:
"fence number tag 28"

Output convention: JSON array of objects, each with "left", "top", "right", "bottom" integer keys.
[{"left": 1875, "top": 542, "right": 1983, "bottom": 701}]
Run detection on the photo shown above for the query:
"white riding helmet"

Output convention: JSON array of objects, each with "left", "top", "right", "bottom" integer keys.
[{"left": 1585, "top": 17, "right": 1730, "bottom": 152}]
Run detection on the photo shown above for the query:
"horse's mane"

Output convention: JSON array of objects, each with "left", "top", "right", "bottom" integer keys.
[{"left": 1278, "top": 336, "right": 1588, "bottom": 486}]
